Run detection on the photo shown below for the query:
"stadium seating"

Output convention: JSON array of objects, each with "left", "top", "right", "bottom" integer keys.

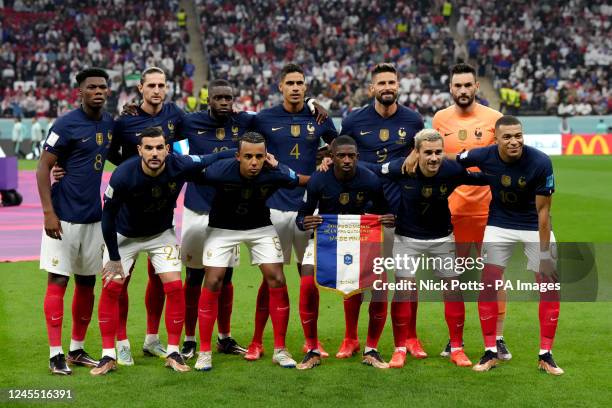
[
  {"left": 0, "top": 0, "right": 189, "bottom": 117},
  {"left": 456, "top": 0, "right": 611, "bottom": 115}
]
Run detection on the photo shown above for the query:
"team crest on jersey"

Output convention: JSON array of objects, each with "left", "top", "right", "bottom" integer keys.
[
  {"left": 339, "top": 193, "right": 350, "bottom": 205},
  {"left": 259, "top": 186, "right": 270, "bottom": 197},
  {"left": 355, "top": 192, "right": 364, "bottom": 203},
  {"left": 216, "top": 128, "right": 225, "bottom": 140},
  {"left": 291, "top": 125, "right": 301, "bottom": 137},
  {"left": 107, "top": 131, "right": 113, "bottom": 141},
  {"left": 440, "top": 184, "right": 448, "bottom": 196},
  {"left": 518, "top": 176, "right": 527, "bottom": 189},
  {"left": 168, "top": 182, "right": 178, "bottom": 193},
  {"left": 397, "top": 128, "right": 407, "bottom": 144},
  {"left": 474, "top": 128, "right": 482, "bottom": 140},
  {"left": 242, "top": 188, "right": 253, "bottom": 199},
  {"left": 501, "top": 175, "right": 512, "bottom": 187},
  {"left": 459, "top": 129, "right": 468, "bottom": 141},
  {"left": 152, "top": 186, "right": 162, "bottom": 198},
  {"left": 306, "top": 123, "right": 316, "bottom": 140},
  {"left": 344, "top": 254, "right": 353, "bottom": 265},
  {"left": 421, "top": 186, "right": 433, "bottom": 198},
  {"left": 51, "top": 257, "right": 59, "bottom": 267},
  {"left": 231, "top": 125, "right": 239, "bottom": 141},
  {"left": 379, "top": 129, "right": 389, "bottom": 142},
  {"left": 167, "top": 121, "right": 175, "bottom": 136},
  {"left": 96, "top": 132, "right": 104, "bottom": 145}
]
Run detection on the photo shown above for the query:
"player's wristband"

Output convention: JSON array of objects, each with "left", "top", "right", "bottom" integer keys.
[{"left": 539, "top": 250, "right": 552, "bottom": 260}]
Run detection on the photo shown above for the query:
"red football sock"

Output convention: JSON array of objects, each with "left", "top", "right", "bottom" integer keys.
[
  {"left": 299, "top": 275, "right": 319, "bottom": 350},
  {"left": 537, "top": 274, "right": 560, "bottom": 350},
  {"left": 478, "top": 264, "right": 503, "bottom": 348},
  {"left": 116, "top": 274, "right": 131, "bottom": 341},
  {"left": 145, "top": 258, "right": 165, "bottom": 335},
  {"left": 217, "top": 283, "right": 234, "bottom": 335},
  {"left": 343, "top": 294, "right": 361, "bottom": 340},
  {"left": 71, "top": 282, "right": 94, "bottom": 342},
  {"left": 391, "top": 300, "right": 411, "bottom": 348},
  {"left": 444, "top": 301, "right": 465, "bottom": 348},
  {"left": 163, "top": 280, "right": 185, "bottom": 347},
  {"left": 366, "top": 300, "right": 387, "bottom": 349},
  {"left": 184, "top": 283, "right": 201, "bottom": 338},
  {"left": 406, "top": 300, "right": 419, "bottom": 339},
  {"left": 44, "top": 283, "right": 67, "bottom": 347},
  {"left": 268, "top": 285, "right": 290, "bottom": 349},
  {"left": 251, "top": 279, "right": 269, "bottom": 345},
  {"left": 197, "top": 287, "right": 219, "bottom": 352},
  {"left": 99, "top": 281, "right": 123, "bottom": 350}
]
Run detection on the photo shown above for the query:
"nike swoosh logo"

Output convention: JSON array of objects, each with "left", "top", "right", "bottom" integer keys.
[
  {"left": 272, "top": 127, "right": 283, "bottom": 131},
  {"left": 81, "top": 137, "right": 91, "bottom": 143},
  {"left": 321, "top": 195, "right": 333, "bottom": 199},
  {"left": 99, "top": 319, "right": 110, "bottom": 323},
  {"left": 550, "top": 317, "right": 558, "bottom": 321},
  {"left": 135, "top": 132, "right": 142, "bottom": 137},
  {"left": 51, "top": 316, "right": 62, "bottom": 321},
  {"left": 360, "top": 131, "right": 372, "bottom": 135},
  {"left": 277, "top": 306, "right": 289, "bottom": 311},
  {"left": 403, "top": 185, "right": 414, "bottom": 190},
  {"left": 173, "top": 319, "right": 184, "bottom": 324},
  {"left": 480, "top": 316, "right": 493, "bottom": 321},
  {"left": 302, "top": 319, "right": 313, "bottom": 324},
  {"left": 444, "top": 132, "right": 453, "bottom": 137},
  {"left": 197, "top": 130, "right": 206, "bottom": 134}
]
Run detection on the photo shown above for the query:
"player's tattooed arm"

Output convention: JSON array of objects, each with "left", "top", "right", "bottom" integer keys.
[{"left": 36, "top": 151, "right": 63, "bottom": 239}]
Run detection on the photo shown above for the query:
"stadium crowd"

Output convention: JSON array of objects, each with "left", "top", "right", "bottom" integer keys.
[
  {"left": 0, "top": 0, "right": 190, "bottom": 118},
  {"left": 196, "top": 0, "right": 458, "bottom": 116},
  {"left": 0, "top": 0, "right": 610, "bottom": 118},
  {"left": 456, "top": 0, "right": 611, "bottom": 115}
]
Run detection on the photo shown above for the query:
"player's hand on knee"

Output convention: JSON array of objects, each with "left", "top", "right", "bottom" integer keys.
[
  {"left": 401, "top": 149, "right": 418, "bottom": 175},
  {"left": 538, "top": 259, "right": 558, "bottom": 280},
  {"left": 303, "top": 215, "right": 323, "bottom": 230},
  {"left": 102, "top": 260, "right": 125, "bottom": 287},
  {"left": 379, "top": 214, "right": 396, "bottom": 228},
  {"left": 51, "top": 164, "right": 66, "bottom": 182},
  {"left": 317, "top": 157, "right": 332, "bottom": 172},
  {"left": 44, "top": 211, "right": 63, "bottom": 240}
]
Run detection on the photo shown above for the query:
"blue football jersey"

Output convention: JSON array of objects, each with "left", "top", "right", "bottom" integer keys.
[
  {"left": 456, "top": 145, "right": 555, "bottom": 230},
  {"left": 296, "top": 164, "right": 389, "bottom": 231},
  {"left": 199, "top": 159, "right": 300, "bottom": 230},
  {"left": 364, "top": 159, "right": 486, "bottom": 239},
  {"left": 112, "top": 102, "right": 185, "bottom": 163},
  {"left": 340, "top": 103, "right": 423, "bottom": 212},
  {"left": 43, "top": 107, "right": 114, "bottom": 223},
  {"left": 253, "top": 104, "right": 337, "bottom": 211},
  {"left": 180, "top": 111, "right": 255, "bottom": 212}
]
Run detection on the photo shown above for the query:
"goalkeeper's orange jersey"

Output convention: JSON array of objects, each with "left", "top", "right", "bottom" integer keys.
[{"left": 433, "top": 103, "right": 503, "bottom": 216}]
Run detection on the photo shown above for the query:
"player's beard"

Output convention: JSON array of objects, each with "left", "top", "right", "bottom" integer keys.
[
  {"left": 375, "top": 91, "right": 397, "bottom": 106},
  {"left": 453, "top": 92, "right": 475, "bottom": 108}
]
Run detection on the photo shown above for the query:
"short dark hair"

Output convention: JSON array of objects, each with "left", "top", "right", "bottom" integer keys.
[
  {"left": 238, "top": 132, "right": 266, "bottom": 150},
  {"left": 331, "top": 135, "right": 358, "bottom": 151},
  {"left": 76, "top": 68, "right": 109, "bottom": 86},
  {"left": 371, "top": 63, "right": 397, "bottom": 81},
  {"left": 138, "top": 126, "right": 166, "bottom": 144},
  {"left": 450, "top": 63, "right": 476, "bottom": 80},
  {"left": 140, "top": 67, "right": 166, "bottom": 84},
  {"left": 209, "top": 79, "right": 232, "bottom": 89},
  {"left": 495, "top": 115, "right": 522, "bottom": 130},
  {"left": 280, "top": 63, "right": 304, "bottom": 81}
]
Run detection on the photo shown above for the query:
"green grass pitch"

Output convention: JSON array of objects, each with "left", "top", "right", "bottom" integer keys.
[{"left": 1, "top": 156, "right": 611, "bottom": 407}]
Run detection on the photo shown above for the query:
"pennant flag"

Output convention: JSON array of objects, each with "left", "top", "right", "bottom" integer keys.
[{"left": 315, "top": 214, "right": 384, "bottom": 297}]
